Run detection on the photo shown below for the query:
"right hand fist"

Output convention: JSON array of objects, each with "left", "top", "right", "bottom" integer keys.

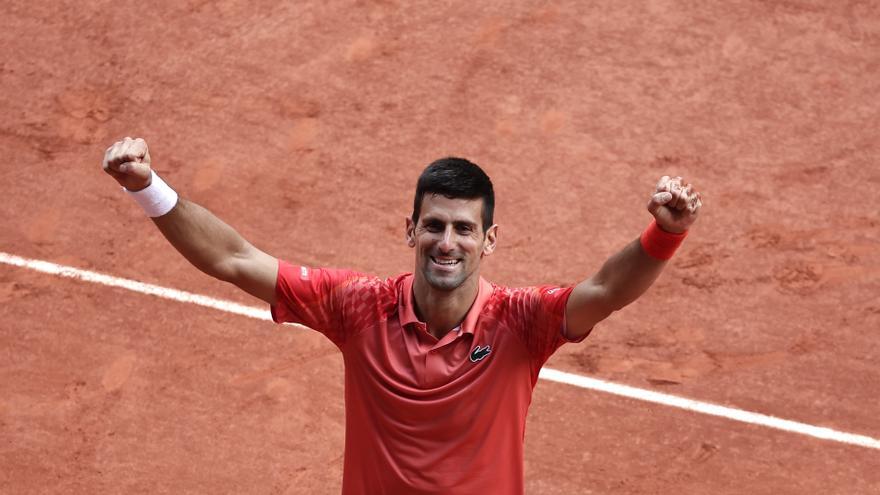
[
  {"left": 646, "top": 175, "right": 702, "bottom": 234},
  {"left": 102, "top": 137, "right": 152, "bottom": 191}
]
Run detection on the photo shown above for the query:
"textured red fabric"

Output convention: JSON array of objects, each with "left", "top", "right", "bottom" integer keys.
[
  {"left": 640, "top": 220, "right": 688, "bottom": 260},
  {"left": 271, "top": 260, "right": 586, "bottom": 494}
]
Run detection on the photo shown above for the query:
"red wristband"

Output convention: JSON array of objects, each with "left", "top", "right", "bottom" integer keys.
[{"left": 640, "top": 220, "right": 687, "bottom": 260}]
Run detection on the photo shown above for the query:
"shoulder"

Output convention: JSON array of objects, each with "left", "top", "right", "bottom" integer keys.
[
  {"left": 480, "top": 281, "right": 517, "bottom": 319},
  {"left": 278, "top": 261, "right": 400, "bottom": 300},
  {"left": 337, "top": 271, "right": 408, "bottom": 312},
  {"left": 485, "top": 282, "right": 573, "bottom": 320},
  {"left": 349, "top": 272, "right": 406, "bottom": 301},
  {"left": 487, "top": 282, "right": 569, "bottom": 303}
]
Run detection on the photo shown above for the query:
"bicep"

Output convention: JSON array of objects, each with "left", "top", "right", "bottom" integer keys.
[
  {"left": 564, "top": 278, "right": 614, "bottom": 341},
  {"left": 225, "top": 244, "right": 279, "bottom": 305}
]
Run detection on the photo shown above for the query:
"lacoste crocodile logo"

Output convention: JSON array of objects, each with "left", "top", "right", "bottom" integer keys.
[{"left": 469, "top": 345, "right": 492, "bottom": 363}]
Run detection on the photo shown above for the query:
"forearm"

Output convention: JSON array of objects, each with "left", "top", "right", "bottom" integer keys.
[
  {"left": 152, "top": 198, "right": 252, "bottom": 282},
  {"left": 103, "top": 138, "right": 279, "bottom": 304},
  {"left": 566, "top": 223, "right": 687, "bottom": 336},
  {"left": 591, "top": 237, "right": 667, "bottom": 312}
]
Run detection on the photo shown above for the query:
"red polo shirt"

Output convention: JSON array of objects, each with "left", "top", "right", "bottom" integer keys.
[{"left": 271, "top": 260, "right": 587, "bottom": 494}]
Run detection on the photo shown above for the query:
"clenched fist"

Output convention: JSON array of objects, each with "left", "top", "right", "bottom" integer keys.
[
  {"left": 102, "top": 137, "right": 153, "bottom": 191},
  {"left": 647, "top": 176, "right": 702, "bottom": 234}
]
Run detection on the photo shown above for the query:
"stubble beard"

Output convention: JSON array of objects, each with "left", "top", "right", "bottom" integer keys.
[{"left": 423, "top": 270, "right": 467, "bottom": 291}]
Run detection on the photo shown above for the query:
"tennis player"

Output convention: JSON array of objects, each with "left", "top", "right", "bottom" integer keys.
[{"left": 103, "top": 137, "right": 702, "bottom": 494}]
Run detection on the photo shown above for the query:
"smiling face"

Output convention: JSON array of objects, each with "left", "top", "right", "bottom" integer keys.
[{"left": 406, "top": 194, "right": 497, "bottom": 292}]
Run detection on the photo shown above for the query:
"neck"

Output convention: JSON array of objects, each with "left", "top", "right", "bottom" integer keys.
[{"left": 412, "top": 273, "right": 480, "bottom": 340}]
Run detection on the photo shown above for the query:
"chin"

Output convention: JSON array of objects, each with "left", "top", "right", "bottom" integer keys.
[{"left": 423, "top": 272, "right": 468, "bottom": 291}]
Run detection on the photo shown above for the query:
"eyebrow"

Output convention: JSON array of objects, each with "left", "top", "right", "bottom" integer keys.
[{"left": 420, "top": 216, "right": 478, "bottom": 229}]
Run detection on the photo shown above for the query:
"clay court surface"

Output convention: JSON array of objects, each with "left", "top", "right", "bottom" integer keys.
[{"left": 2, "top": 0, "right": 879, "bottom": 493}]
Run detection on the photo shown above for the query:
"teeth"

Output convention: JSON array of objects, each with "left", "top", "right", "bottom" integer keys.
[{"left": 432, "top": 257, "right": 459, "bottom": 266}]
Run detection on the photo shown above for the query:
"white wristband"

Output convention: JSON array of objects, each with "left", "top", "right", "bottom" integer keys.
[{"left": 124, "top": 171, "right": 179, "bottom": 217}]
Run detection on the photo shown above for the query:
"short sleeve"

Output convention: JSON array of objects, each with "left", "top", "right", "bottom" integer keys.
[
  {"left": 270, "top": 260, "right": 362, "bottom": 346},
  {"left": 510, "top": 285, "right": 589, "bottom": 371}
]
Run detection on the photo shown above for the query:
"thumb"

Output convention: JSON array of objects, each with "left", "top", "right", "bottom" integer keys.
[{"left": 647, "top": 191, "right": 673, "bottom": 215}]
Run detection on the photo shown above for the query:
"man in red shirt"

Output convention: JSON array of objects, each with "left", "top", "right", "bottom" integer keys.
[{"left": 103, "top": 137, "right": 702, "bottom": 494}]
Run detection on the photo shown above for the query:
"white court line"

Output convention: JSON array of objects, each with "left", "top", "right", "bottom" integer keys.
[{"left": 2, "top": 251, "right": 878, "bottom": 451}]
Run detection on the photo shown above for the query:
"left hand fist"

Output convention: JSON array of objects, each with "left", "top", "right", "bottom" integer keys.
[{"left": 647, "top": 176, "right": 702, "bottom": 234}]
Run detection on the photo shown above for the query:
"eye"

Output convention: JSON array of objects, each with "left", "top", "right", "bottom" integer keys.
[
  {"left": 456, "top": 225, "right": 473, "bottom": 234},
  {"left": 424, "top": 221, "right": 443, "bottom": 233}
]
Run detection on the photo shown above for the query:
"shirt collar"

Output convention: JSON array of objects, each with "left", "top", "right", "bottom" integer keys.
[{"left": 398, "top": 274, "right": 493, "bottom": 335}]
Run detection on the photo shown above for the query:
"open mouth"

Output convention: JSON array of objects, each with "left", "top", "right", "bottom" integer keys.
[{"left": 430, "top": 256, "right": 461, "bottom": 268}]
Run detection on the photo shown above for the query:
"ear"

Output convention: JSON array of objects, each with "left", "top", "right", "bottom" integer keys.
[
  {"left": 481, "top": 224, "right": 498, "bottom": 257},
  {"left": 405, "top": 216, "right": 416, "bottom": 248}
]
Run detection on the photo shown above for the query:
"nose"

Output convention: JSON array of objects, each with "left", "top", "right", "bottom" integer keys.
[{"left": 437, "top": 226, "right": 454, "bottom": 253}]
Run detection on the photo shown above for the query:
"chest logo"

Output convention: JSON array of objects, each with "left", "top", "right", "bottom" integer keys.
[{"left": 469, "top": 345, "right": 492, "bottom": 363}]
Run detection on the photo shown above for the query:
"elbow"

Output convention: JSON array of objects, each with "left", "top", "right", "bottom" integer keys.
[
  {"left": 204, "top": 258, "right": 240, "bottom": 284},
  {"left": 212, "top": 270, "right": 237, "bottom": 285},
  {"left": 207, "top": 243, "right": 255, "bottom": 284}
]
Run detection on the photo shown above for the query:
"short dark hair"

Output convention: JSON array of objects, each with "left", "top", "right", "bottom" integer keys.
[{"left": 412, "top": 157, "right": 495, "bottom": 232}]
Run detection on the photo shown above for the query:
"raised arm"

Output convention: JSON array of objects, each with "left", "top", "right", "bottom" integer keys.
[
  {"left": 102, "top": 137, "right": 278, "bottom": 305},
  {"left": 564, "top": 176, "right": 702, "bottom": 340}
]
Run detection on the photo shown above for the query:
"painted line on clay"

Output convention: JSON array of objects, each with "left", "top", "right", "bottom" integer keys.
[
  {"left": 2, "top": 251, "right": 878, "bottom": 451},
  {"left": 537, "top": 368, "right": 879, "bottom": 450},
  {"left": 0, "top": 251, "right": 275, "bottom": 323}
]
